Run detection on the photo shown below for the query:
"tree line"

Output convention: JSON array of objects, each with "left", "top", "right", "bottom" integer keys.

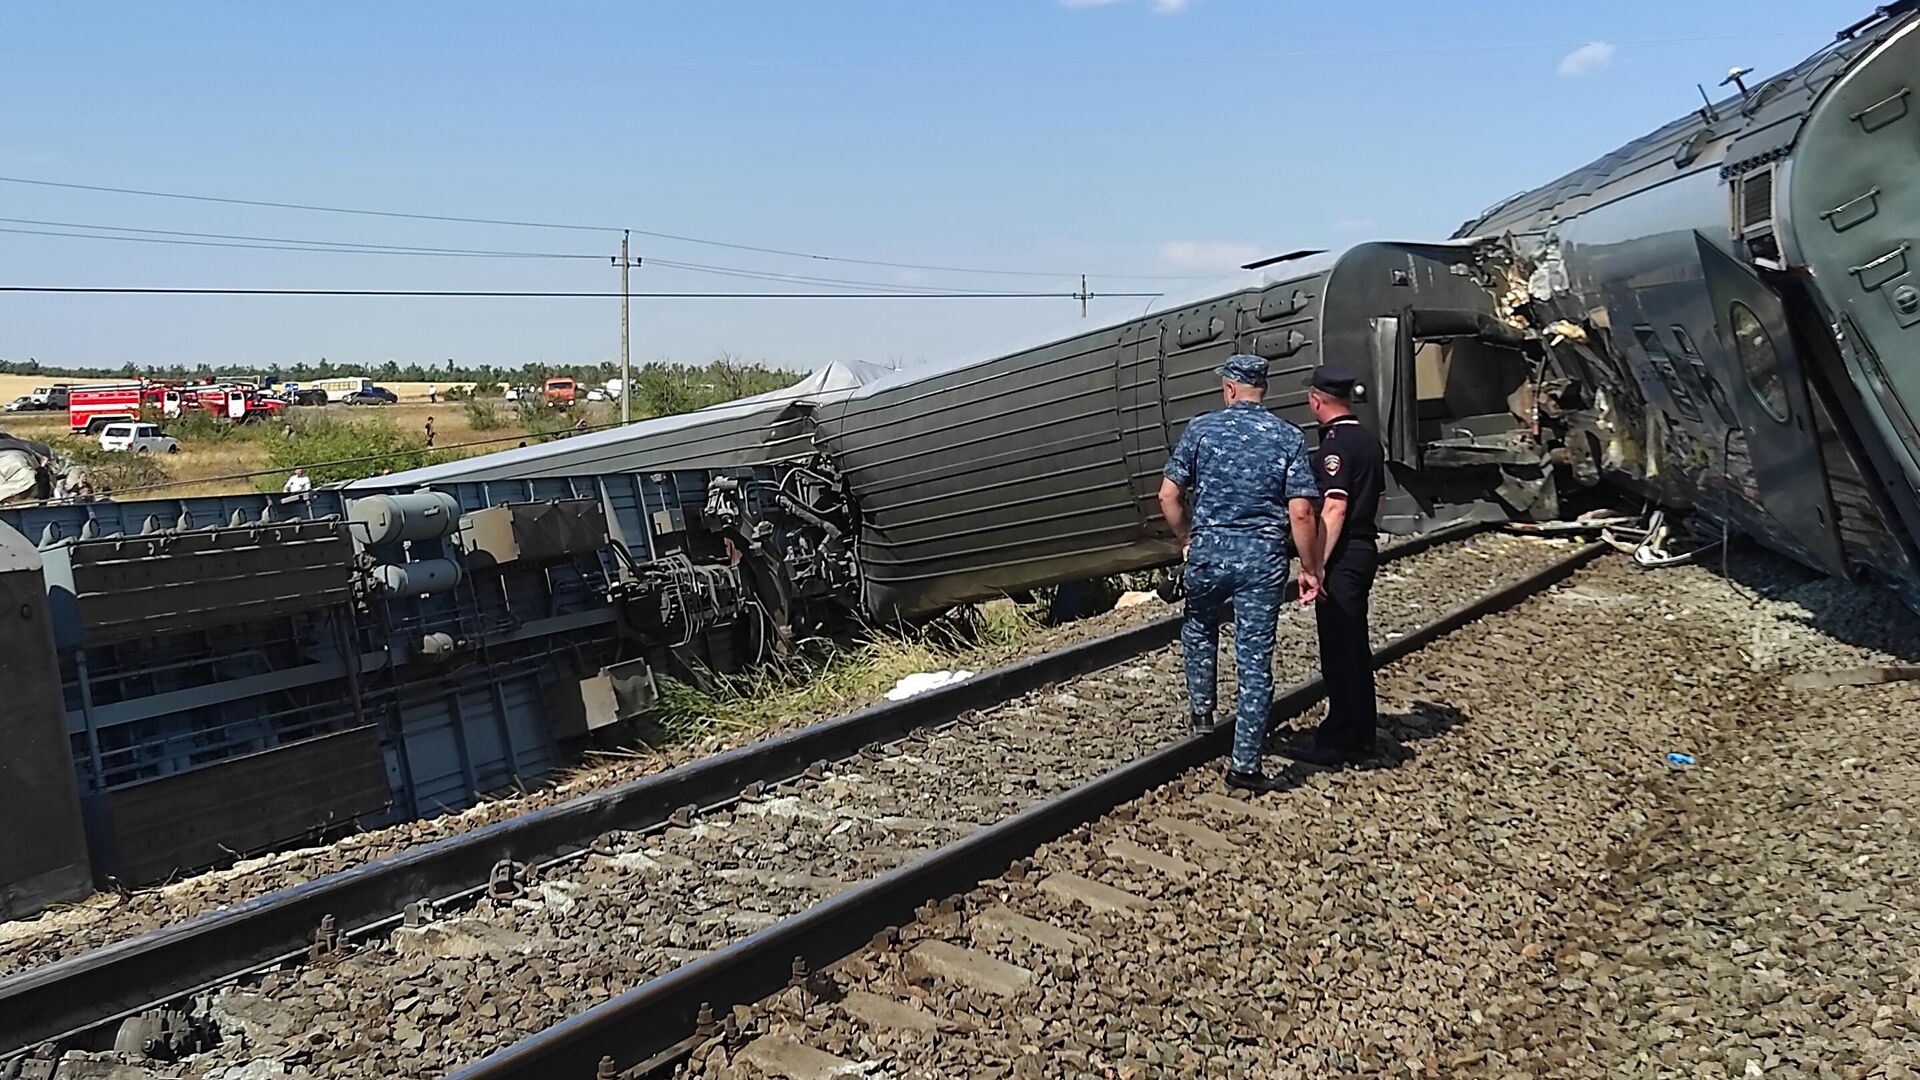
[{"left": 0, "top": 354, "right": 800, "bottom": 400}]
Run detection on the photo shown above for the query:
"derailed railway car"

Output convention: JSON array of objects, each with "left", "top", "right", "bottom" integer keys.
[
  {"left": 1451, "top": 0, "right": 1920, "bottom": 606},
  {"left": 0, "top": 458, "right": 863, "bottom": 904},
  {"left": 815, "top": 240, "right": 1545, "bottom": 617}
]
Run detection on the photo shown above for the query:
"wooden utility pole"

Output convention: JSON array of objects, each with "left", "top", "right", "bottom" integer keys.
[{"left": 612, "top": 230, "right": 640, "bottom": 424}]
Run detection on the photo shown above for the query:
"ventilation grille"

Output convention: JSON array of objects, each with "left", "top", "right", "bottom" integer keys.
[{"left": 1736, "top": 167, "right": 1776, "bottom": 235}]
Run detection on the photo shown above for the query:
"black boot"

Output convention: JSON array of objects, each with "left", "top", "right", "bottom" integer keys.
[
  {"left": 1225, "top": 768, "right": 1286, "bottom": 793},
  {"left": 1188, "top": 711, "right": 1214, "bottom": 737}
]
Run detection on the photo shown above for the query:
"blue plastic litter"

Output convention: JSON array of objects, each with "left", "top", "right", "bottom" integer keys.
[{"left": 1666, "top": 752, "right": 1695, "bottom": 766}]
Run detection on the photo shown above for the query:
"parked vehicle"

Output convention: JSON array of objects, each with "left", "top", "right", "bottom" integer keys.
[
  {"left": 543, "top": 377, "right": 576, "bottom": 408},
  {"left": 586, "top": 388, "right": 608, "bottom": 402},
  {"left": 98, "top": 422, "right": 179, "bottom": 454},
  {"left": 283, "top": 389, "right": 329, "bottom": 407},
  {"left": 5, "top": 397, "right": 40, "bottom": 413},
  {"left": 203, "top": 386, "right": 291, "bottom": 423},
  {"left": 308, "top": 377, "right": 374, "bottom": 403},
  {"left": 68, "top": 383, "right": 148, "bottom": 433},
  {"left": 29, "top": 384, "right": 72, "bottom": 408},
  {"left": 342, "top": 389, "right": 395, "bottom": 406}
]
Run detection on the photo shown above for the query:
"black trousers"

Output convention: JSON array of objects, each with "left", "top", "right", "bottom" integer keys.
[{"left": 1315, "top": 538, "right": 1378, "bottom": 750}]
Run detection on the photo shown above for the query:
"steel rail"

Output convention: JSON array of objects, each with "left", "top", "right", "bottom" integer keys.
[
  {"left": 0, "top": 523, "right": 1481, "bottom": 1056},
  {"left": 445, "top": 538, "right": 1606, "bottom": 1080}
]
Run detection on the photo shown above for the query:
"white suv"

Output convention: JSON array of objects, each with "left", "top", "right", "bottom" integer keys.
[{"left": 99, "top": 422, "right": 180, "bottom": 454}]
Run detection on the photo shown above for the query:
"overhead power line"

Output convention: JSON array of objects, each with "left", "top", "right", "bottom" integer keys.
[
  {"left": 4, "top": 216, "right": 1151, "bottom": 293},
  {"left": 0, "top": 219, "right": 1065, "bottom": 293},
  {"left": 0, "top": 174, "right": 1216, "bottom": 281},
  {"left": 639, "top": 257, "right": 1041, "bottom": 295},
  {"left": 0, "top": 285, "right": 1163, "bottom": 299},
  {"left": 0, "top": 175, "right": 611, "bottom": 233},
  {"left": 0, "top": 222, "right": 602, "bottom": 259}
]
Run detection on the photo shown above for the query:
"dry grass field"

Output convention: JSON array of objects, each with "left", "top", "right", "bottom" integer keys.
[
  {"left": 0, "top": 393, "right": 552, "bottom": 499},
  {"left": 0, "top": 374, "right": 124, "bottom": 399}
]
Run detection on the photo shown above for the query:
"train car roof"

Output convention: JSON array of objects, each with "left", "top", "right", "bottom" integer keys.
[
  {"left": 843, "top": 253, "right": 1346, "bottom": 402},
  {"left": 358, "top": 254, "right": 1359, "bottom": 484},
  {"left": 348, "top": 359, "right": 888, "bottom": 487}
]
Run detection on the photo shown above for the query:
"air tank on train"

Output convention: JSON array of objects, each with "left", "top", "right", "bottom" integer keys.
[
  {"left": 371, "top": 559, "right": 463, "bottom": 597},
  {"left": 347, "top": 491, "right": 461, "bottom": 546}
]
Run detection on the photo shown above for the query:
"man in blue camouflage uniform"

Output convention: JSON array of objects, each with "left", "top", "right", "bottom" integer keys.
[{"left": 1158, "top": 354, "right": 1322, "bottom": 793}]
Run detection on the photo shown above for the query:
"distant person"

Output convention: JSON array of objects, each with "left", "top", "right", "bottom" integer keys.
[
  {"left": 283, "top": 468, "right": 312, "bottom": 494},
  {"left": 1158, "top": 353, "right": 1320, "bottom": 793},
  {"left": 282, "top": 422, "right": 295, "bottom": 440},
  {"left": 423, "top": 416, "right": 436, "bottom": 448},
  {"left": 427, "top": 383, "right": 438, "bottom": 404}
]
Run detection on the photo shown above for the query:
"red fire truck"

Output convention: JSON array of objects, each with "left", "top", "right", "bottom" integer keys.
[
  {"left": 67, "top": 384, "right": 149, "bottom": 434},
  {"left": 69, "top": 382, "right": 287, "bottom": 433}
]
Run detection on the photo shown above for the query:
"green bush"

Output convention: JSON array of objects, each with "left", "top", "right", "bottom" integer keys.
[
  {"left": 462, "top": 397, "right": 506, "bottom": 431},
  {"left": 52, "top": 437, "right": 170, "bottom": 494},
  {"left": 515, "top": 400, "right": 580, "bottom": 436},
  {"left": 258, "top": 415, "right": 443, "bottom": 490},
  {"left": 631, "top": 358, "right": 799, "bottom": 417}
]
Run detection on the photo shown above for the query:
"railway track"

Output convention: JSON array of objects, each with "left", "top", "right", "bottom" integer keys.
[
  {"left": 2, "top": 526, "right": 1578, "bottom": 1079},
  {"left": 442, "top": 537, "right": 1605, "bottom": 1080},
  {"left": 606, "top": 552, "right": 1920, "bottom": 1079}
]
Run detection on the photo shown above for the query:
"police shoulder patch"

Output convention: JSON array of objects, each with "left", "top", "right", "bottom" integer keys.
[{"left": 1323, "top": 453, "right": 1342, "bottom": 476}]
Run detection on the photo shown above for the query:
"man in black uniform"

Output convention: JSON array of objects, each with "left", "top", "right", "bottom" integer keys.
[{"left": 1286, "top": 366, "right": 1385, "bottom": 766}]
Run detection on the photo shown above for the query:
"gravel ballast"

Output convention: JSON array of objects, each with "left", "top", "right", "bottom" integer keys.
[{"left": 672, "top": 553, "right": 1920, "bottom": 1080}]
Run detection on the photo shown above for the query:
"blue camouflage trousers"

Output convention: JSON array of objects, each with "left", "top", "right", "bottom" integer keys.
[{"left": 1181, "top": 531, "right": 1286, "bottom": 774}]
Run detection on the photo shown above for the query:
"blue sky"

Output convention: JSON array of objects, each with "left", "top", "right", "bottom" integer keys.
[{"left": 0, "top": 0, "right": 1867, "bottom": 373}]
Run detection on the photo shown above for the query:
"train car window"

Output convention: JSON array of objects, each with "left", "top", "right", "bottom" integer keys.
[
  {"left": 1670, "top": 325, "right": 1738, "bottom": 425},
  {"left": 1729, "top": 302, "right": 1790, "bottom": 423}
]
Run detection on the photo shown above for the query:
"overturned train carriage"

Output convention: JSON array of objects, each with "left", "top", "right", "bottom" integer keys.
[
  {"left": 814, "top": 240, "right": 1554, "bottom": 618},
  {"left": 1452, "top": 0, "right": 1920, "bottom": 606},
  {"left": 0, "top": 441, "right": 863, "bottom": 901}
]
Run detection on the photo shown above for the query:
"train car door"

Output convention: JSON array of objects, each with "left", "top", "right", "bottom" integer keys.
[
  {"left": 1694, "top": 233, "right": 1848, "bottom": 575},
  {"left": 1115, "top": 320, "right": 1172, "bottom": 536}
]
